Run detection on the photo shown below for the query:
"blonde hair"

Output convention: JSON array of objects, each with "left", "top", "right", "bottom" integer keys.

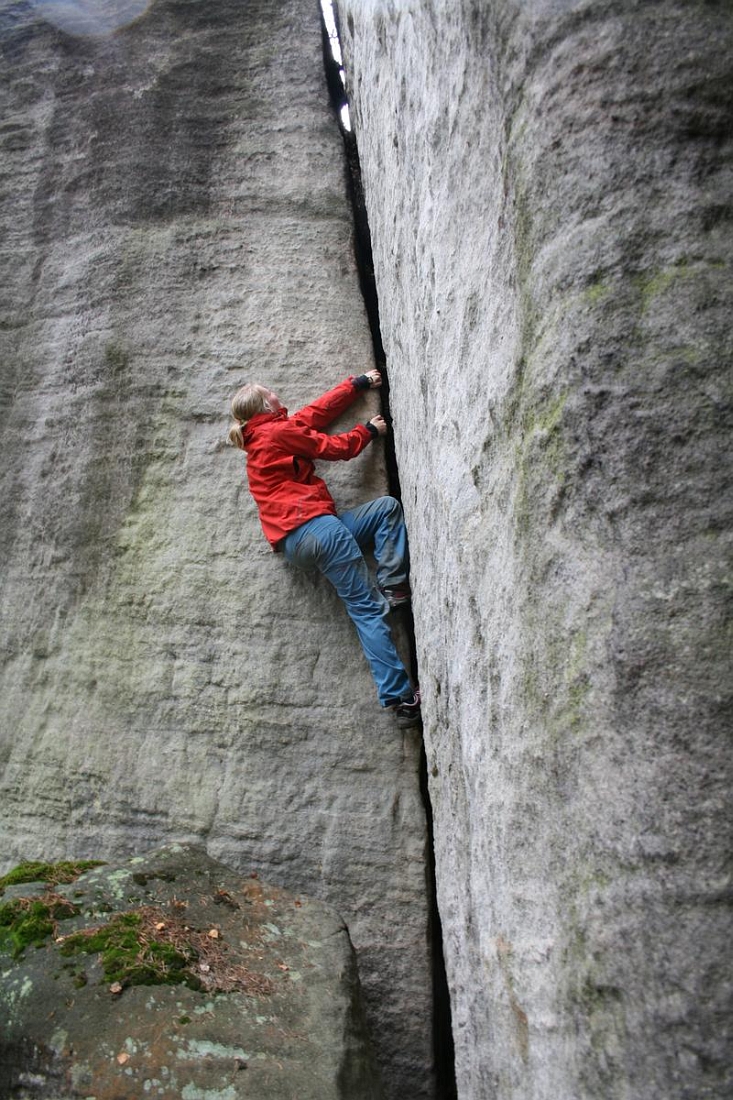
[{"left": 228, "top": 383, "right": 270, "bottom": 449}]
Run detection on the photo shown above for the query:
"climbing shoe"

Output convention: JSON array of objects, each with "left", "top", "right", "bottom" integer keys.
[
  {"left": 380, "top": 582, "right": 412, "bottom": 609},
  {"left": 390, "top": 690, "right": 422, "bottom": 729}
]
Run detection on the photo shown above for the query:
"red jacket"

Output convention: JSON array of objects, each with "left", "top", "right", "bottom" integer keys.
[{"left": 241, "top": 377, "right": 374, "bottom": 547}]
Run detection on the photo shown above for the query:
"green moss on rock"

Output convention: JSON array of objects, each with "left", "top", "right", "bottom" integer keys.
[
  {"left": 60, "top": 910, "right": 201, "bottom": 991},
  {"left": 0, "top": 896, "right": 79, "bottom": 958},
  {"left": 0, "top": 860, "right": 105, "bottom": 895},
  {"left": 0, "top": 860, "right": 102, "bottom": 961}
]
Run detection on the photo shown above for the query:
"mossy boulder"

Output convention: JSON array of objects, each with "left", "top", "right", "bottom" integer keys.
[{"left": 0, "top": 845, "right": 382, "bottom": 1099}]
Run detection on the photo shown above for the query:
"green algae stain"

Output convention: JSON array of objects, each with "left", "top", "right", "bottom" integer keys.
[
  {"left": 181, "top": 1085, "right": 237, "bottom": 1100},
  {"left": 583, "top": 280, "right": 613, "bottom": 306},
  {"left": 97, "top": 868, "right": 137, "bottom": 901},
  {"left": 632, "top": 257, "right": 728, "bottom": 318},
  {"left": 633, "top": 262, "right": 692, "bottom": 311},
  {"left": 49, "top": 1027, "right": 69, "bottom": 1054},
  {"left": 557, "top": 628, "right": 591, "bottom": 736},
  {"left": 534, "top": 626, "right": 591, "bottom": 740},
  {"left": 518, "top": 613, "right": 593, "bottom": 749},
  {"left": 534, "top": 390, "right": 569, "bottom": 452},
  {"left": 510, "top": 386, "right": 570, "bottom": 541},
  {"left": 1, "top": 975, "right": 27, "bottom": 1024},
  {"left": 179, "top": 1040, "right": 250, "bottom": 1061}
]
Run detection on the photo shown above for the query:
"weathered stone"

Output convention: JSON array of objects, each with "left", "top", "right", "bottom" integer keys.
[
  {"left": 0, "top": 845, "right": 382, "bottom": 1099},
  {"left": 0, "top": 2, "right": 432, "bottom": 1097},
  {"left": 339, "top": 1, "right": 732, "bottom": 1098}
]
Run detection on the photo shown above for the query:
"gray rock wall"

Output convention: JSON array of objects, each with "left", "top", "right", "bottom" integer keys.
[
  {"left": 0, "top": 2, "right": 432, "bottom": 1096},
  {"left": 339, "top": 1, "right": 732, "bottom": 1098}
]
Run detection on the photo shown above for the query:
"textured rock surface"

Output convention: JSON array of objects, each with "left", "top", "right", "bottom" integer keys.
[
  {"left": 339, "top": 1, "right": 732, "bottom": 1098},
  {"left": 0, "top": 845, "right": 382, "bottom": 1099},
  {"left": 0, "top": 2, "right": 432, "bottom": 1096}
]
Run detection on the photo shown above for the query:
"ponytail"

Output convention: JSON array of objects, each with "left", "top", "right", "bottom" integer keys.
[
  {"left": 228, "top": 382, "right": 270, "bottom": 450},
  {"left": 228, "top": 423, "right": 246, "bottom": 450}
]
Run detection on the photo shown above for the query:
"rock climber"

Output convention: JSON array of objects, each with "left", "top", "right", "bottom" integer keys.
[{"left": 228, "top": 368, "right": 421, "bottom": 728}]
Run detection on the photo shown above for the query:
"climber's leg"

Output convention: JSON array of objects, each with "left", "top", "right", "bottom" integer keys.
[
  {"left": 282, "top": 514, "right": 412, "bottom": 706},
  {"left": 338, "top": 496, "right": 409, "bottom": 591}
]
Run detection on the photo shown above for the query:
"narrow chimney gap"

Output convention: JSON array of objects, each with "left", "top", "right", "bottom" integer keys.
[{"left": 320, "top": 6, "right": 458, "bottom": 1098}]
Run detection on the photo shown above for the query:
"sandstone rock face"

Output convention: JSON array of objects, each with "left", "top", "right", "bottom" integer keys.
[
  {"left": 0, "top": 2, "right": 432, "bottom": 1096},
  {"left": 339, "top": 2, "right": 732, "bottom": 1098},
  {"left": 0, "top": 846, "right": 382, "bottom": 1099}
]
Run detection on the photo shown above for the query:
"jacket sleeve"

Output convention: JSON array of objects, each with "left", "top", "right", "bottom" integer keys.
[
  {"left": 268, "top": 418, "right": 373, "bottom": 461},
  {"left": 293, "top": 378, "right": 363, "bottom": 430}
]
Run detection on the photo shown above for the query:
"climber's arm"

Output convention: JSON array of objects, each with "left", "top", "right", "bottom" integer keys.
[
  {"left": 295, "top": 370, "right": 382, "bottom": 430},
  {"left": 270, "top": 418, "right": 375, "bottom": 461}
]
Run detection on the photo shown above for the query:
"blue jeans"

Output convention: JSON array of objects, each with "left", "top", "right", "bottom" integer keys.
[{"left": 282, "top": 496, "right": 412, "bottom": 706}]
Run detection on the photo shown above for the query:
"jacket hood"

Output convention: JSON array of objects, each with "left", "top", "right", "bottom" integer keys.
[{"left": 242, "top": 407, "right": 288, "bottom": 447}]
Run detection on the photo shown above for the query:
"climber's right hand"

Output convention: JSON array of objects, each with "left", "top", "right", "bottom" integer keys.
[{"left": 368, "top": 414, "right": 388, "bottom": 436}]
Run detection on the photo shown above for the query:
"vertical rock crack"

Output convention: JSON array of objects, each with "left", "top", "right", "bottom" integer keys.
[{"left": 320, "top": 7, "right": 457, "bottom": 1097}]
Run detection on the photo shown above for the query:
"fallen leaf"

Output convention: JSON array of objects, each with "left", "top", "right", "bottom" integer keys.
[
  {"left": 277, "top": 963, "right": 289, "bottom": 972},
  {"left": 214, "top": 889, "right": 240, "bottom": 910},
  {"left": 109, "top": 982, "right": 123, "bottom": 995},
  {"left": 116, "top": 1052, "right": 129, "bottom": 1065},
  {"left": 208, "top": 928, "right": 220, "bottom": 939}
]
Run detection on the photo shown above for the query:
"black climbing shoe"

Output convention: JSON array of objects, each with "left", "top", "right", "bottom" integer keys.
[
  {"left": 390, "top": 690, "right": 422, "bottom": 728},
  {"left": 381, "top": 582, "right": 412, "bottom": 609}
]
